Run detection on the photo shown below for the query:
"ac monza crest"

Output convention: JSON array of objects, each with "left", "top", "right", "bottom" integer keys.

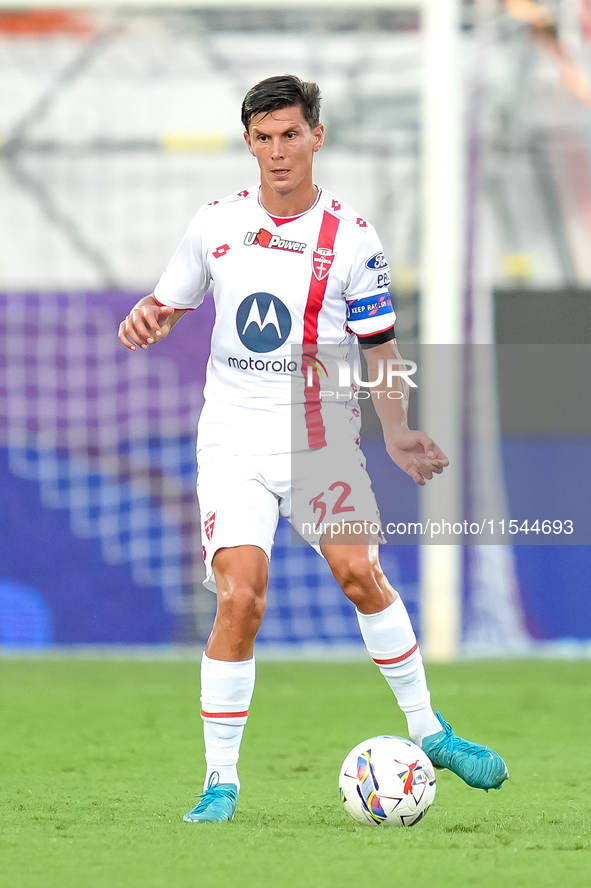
[
  {"left": 204, "top": 510, "right": 216, "bottom": 542},
  {"left": 312, "top": 248, "right": 336, "bottom": 281}
]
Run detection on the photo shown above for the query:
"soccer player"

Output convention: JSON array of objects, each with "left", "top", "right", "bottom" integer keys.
[{"left": 119, "top": 75, "right": 508, "bottom": 823}]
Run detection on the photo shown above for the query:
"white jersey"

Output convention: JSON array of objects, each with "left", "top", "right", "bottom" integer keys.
[{"left": 154, "top": 185, "right": 395, "bottom": 456}]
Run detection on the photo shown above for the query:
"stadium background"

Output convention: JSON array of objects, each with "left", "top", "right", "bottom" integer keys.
[{"left": 1, "top": 0, "right": 590, "bottom": 656}]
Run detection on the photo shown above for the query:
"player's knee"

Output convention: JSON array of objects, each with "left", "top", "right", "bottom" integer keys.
[
  {"left": 218, "top": 584, "right": 265, "bottom": 628},
  {"left": 330, "top": 554, "right": 393, "bottom": 611},
  {"left": 331, "top": 553, "right": 381, "bottom": 594}
]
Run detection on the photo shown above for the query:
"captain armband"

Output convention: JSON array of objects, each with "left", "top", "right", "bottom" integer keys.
[{"left": 358, "top": 326, "right": 396, "bottom": 349}]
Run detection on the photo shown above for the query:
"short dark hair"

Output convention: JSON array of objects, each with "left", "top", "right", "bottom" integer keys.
[{"left": 241, "top": 75, "right": 321, "bottom": 132}]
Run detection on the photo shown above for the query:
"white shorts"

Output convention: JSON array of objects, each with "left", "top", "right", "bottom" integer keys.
[{"left": 197, "top": 443, "right": 383, "bottom": 591}]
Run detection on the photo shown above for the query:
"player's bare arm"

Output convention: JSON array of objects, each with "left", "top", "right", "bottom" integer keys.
[
  {"left": 363, "top": 339, "right": 449, "bottom": 487},
  {"left": 118, "top": 294, "right": 187, "bottom": 351}
]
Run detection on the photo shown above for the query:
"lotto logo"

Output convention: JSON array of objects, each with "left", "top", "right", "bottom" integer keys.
[
  {"left": 356, "top": 218, "right": 367, "bottom": 228},
  {"left": 213, "top": 244, "right": 230, "bottom": 259},
  {"left": 332, "top": 199, "right": 341, "bottom": 211},
  {"left": 238, "top": 190, "right": 250, "bottom": 198}
]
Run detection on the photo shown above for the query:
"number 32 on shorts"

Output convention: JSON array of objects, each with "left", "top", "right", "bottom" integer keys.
[{"left": 309, "top": 482, "right": 355, "bottom": 524}]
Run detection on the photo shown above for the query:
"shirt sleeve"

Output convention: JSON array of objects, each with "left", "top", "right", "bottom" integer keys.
[
  {"left": 358, "top": 326, "right": 396, "bottom": 349},
  {"left": 153, "top": 208, "right": 211, "bottom": 310},
  {"left": 343, "top": 225, "right": 396, "bottom": 337}
]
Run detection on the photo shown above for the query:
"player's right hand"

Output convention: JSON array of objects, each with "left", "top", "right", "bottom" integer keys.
[{"left": 118, "top": 300, "right": 176, "bottom": 351}]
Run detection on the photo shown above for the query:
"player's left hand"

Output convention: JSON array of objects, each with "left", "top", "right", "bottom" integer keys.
[{"left": 385, "top": 428, "right": 448, "bottom": 486}]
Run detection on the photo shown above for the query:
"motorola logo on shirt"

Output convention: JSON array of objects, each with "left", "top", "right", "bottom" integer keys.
[{"left": 236, "top": 293, "right": 292, "bottom": 352}]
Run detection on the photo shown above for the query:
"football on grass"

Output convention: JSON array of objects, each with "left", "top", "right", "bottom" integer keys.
[{"left": 339, "top": 735, "right": 436, "bottom": 827}]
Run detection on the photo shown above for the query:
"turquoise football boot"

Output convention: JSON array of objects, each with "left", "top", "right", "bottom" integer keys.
[
  {"left": 421, "top": 712, "right": 509, "bottom": 792},
  {"left": 183, "top": 772, "right": 238, "bottom": 823}
]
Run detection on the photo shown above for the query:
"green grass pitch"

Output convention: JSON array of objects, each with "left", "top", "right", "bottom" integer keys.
[{"left": 1, "top": 658, "right": 589, "bottom": 888}]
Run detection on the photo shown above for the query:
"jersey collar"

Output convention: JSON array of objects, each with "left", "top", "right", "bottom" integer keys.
[{"left": 258, "top": 185, "right": 322, "bottom": 227}]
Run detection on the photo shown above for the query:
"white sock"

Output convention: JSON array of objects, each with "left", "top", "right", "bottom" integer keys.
[
  {"left": 200, "top": 653, "right": 255, "bottom": 791},
  {"left": 356, "top": 597, "right": 441, "bottom": 746}
]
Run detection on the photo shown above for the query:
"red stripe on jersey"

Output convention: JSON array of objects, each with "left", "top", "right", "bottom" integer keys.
[
  {"left": 153, "top": 297, "right": 194, "bottom": 310},
  {"left": 269, "top": 214, "right": 300, "bottom": 227},
  {"left": 372, "top": 642, "right": 418, "bottom": 665},
  {"left": 200, "top": 709, "right": 249, "bottom": 719},
  {"left": 356, "top": 323, "right": 396, "bottom": 339},
  {"left": 302, "top": 211, "right": 340, "bottom": 449}
]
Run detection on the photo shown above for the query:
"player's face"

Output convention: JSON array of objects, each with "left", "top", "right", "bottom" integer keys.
[{"left": 244, "top": 106, "right": 324, "bottom": 198}]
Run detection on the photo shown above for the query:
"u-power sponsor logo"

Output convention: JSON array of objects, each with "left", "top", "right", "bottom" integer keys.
[{"left": 244, "top": 228, "right": 306, "bottom": 253}]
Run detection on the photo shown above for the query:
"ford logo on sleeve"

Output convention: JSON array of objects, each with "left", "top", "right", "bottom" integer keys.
[
  {"left": 366, "top": 252, "right": 388, "bottom": 270},
  {"left": 236, "top": 293, "right": 292, "bottom": 352}
]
